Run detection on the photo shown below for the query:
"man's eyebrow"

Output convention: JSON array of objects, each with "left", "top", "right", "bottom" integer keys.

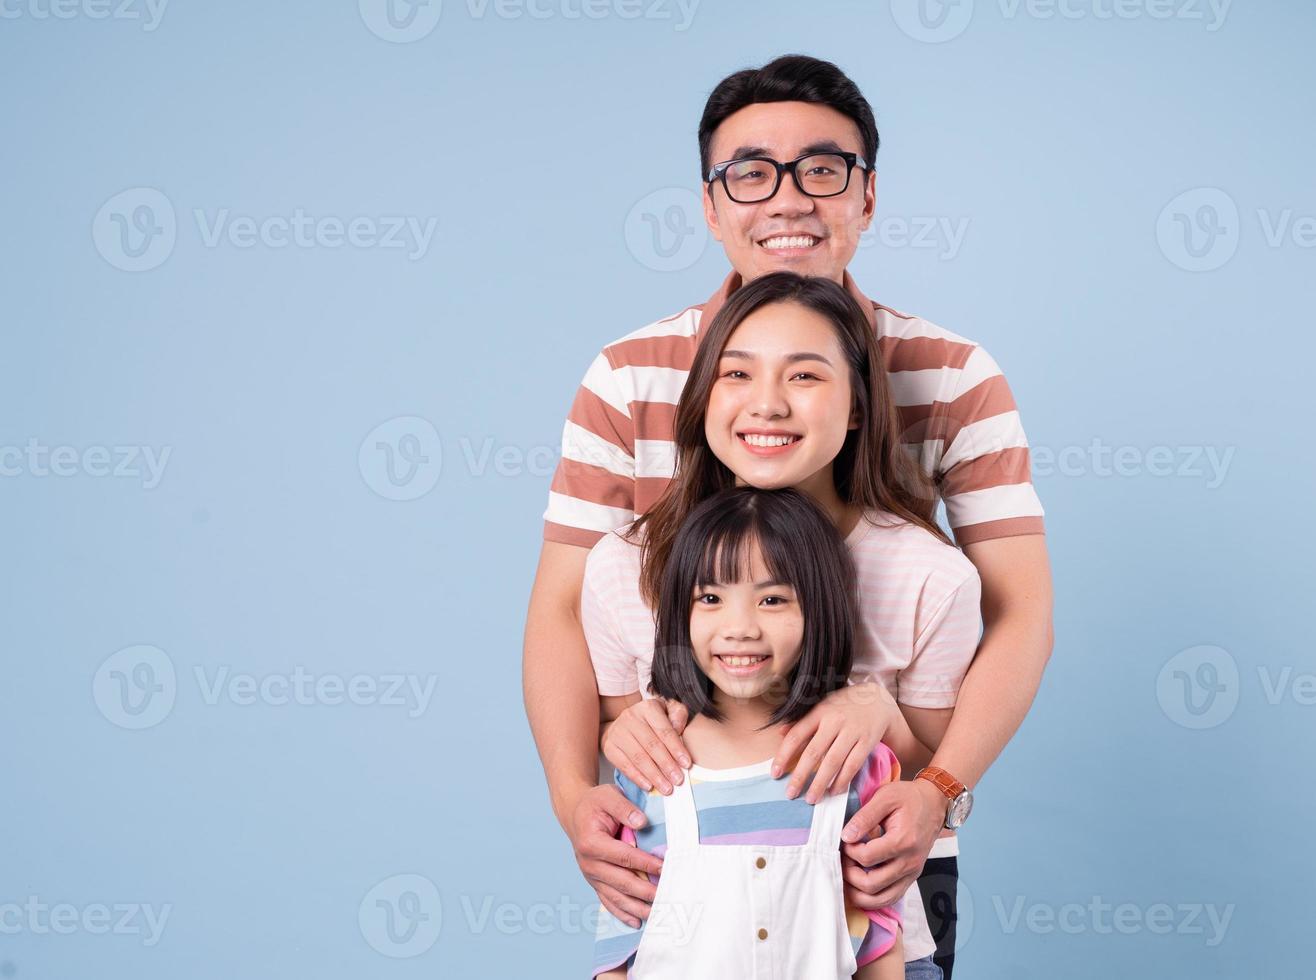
[
  {"left": 724, "top": 139, "right": 850, "bottom": 161},
  {"left": 719, "top": 349, "right": 834, "bottom": 366}
]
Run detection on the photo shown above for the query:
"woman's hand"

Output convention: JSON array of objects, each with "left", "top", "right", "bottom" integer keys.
[
  {"left": 600, "top": 696, "right": 691, "bottom": 795},
  {"left": 770, "top": 681, "right": 899, "bottom": 803}
]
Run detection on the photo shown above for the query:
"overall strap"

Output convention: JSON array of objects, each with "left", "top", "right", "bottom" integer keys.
[
  {"left": 661, "top": 772, "right": 701, "bottom": 849},
  {"left": 806, "top": 784, "right": 851, "bottom": 850}
]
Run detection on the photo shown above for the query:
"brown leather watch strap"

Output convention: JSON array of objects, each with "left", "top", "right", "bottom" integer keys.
[{"left": 914, "top": 766, "right": 966, "bottom": 800}]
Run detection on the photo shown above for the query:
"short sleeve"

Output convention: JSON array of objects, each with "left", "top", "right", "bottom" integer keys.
[
  {"left": 896, "top": 569, "right": 984, "bottom": 708},
  {"left": 544, "top": 351, "right": 639, "bottom": 548},
  {"left": 581, "top": 534, "right": 644, "bottom": 697},
  {"left": 935, "top": 344, "right": 1046, "bottom": 545},
  {"left": 845, "top": 745, "right": 902, "bottom": 965}
]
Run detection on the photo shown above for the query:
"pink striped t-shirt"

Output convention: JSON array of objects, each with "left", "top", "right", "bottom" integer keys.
[{"left": 582, "top": 510, "right": 983, "bottom": 708}]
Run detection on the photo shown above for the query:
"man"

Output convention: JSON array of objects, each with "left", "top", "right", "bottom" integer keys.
[{"left": 524, "top": 54, "right": 1054, "bottom": 979}]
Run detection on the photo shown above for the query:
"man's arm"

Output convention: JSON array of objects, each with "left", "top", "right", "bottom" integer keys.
[
  {"left": 522, "top": 540, "right": 598, "bottom": 831},
  {"left": 840, "top": 534, "right": 1053, "bottom": 908},
  {"left": 523, "top": 540, "right": 662, "bottom": 928},
  {"left": 923, "top": 533, "right": 1054, "bottom": 788}
]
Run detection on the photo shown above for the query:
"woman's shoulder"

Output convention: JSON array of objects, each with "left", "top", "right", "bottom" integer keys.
[
  {"left": 850, "top": 510, "right": 978, "bottom": 580},
  {"left": 585, "top": 522, "right": 645, "bottom": 572}
]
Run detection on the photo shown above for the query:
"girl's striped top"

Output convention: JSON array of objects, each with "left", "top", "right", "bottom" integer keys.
[{"left": 592, "top": 746, "right": 902, "bottom": 977}]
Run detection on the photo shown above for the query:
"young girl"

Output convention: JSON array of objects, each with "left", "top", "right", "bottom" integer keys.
[
  {"left": 583, "top": 273, "right": 982, "bottom": 978},
  {"left": 593, "top": 486, "right": 904, "bottom": 979}
]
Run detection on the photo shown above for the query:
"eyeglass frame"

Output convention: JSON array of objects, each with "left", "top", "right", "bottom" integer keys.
[{"left": 705, "top": 150, "right": 871, "bottom": 204}]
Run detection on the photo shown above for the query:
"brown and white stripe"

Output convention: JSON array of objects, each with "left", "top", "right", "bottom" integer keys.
[{"left": 546, "top": 270, "right": 1045, "bottom": 548}]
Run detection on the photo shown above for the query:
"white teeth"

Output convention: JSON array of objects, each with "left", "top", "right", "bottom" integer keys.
[
  {"left": 741, "top": 433, "right": 798, "bottom": 448},
  {"left": 760, "top": 235, "right": 818, "bottom": 249},
  {"left": 720, "top": 655, "right": 767, "bottom": 667}
]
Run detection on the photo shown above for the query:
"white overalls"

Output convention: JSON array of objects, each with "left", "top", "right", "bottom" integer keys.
[{"left": 629, "top": 760, "right": 859, "bottom": 979}]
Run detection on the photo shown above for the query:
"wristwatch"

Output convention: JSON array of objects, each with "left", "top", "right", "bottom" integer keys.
[{"left": 914, "top": 766, "right": 974, "bottom": 831}]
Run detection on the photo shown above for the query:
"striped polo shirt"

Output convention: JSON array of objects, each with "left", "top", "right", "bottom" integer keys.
[
  {"left": 591, "top": 746, "right": 902, "bottom": 977},
  {"left": 545, "top": 269, "right": 1044, "bottom": 549}
]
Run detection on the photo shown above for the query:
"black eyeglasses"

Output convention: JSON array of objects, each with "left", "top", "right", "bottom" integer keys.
[{"left": 706, "top": 151, "right": 869, "bottom": 204}]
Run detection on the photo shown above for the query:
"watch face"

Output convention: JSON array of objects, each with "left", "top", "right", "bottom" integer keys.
[{"left": 946, "top": 791, "right": 973, "bottom": 830}]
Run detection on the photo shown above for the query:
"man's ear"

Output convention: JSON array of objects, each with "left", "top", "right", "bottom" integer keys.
[
  {"left": 703, "top": 183, "right": 724, "bottom": 243},
  {"left": 859, "top": 168, "right": 878, "bottom": 233}
]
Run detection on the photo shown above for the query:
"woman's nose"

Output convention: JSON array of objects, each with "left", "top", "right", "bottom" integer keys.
[{"left": 749, "top": 378, "right": 788, "bottom": 419}]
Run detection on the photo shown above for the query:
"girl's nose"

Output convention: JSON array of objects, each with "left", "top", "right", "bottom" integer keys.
[{"left": 721, "top": 606, "right": 762, "bottom": 641}]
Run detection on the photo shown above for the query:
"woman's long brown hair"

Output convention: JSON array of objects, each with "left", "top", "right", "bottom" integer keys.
[{"left": 630, "top": 271, "right": 946, "bottom": 608}]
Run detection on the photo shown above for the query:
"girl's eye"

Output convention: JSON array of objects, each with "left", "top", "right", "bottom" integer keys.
[
  {"left": 694, "top": 593, "right": 720, "bottom": 605},
  {"left": 760, "top": 595, "right": 791, "bottom": 607}
]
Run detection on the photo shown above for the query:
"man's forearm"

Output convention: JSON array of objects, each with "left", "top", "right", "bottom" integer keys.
[
  {"left": 522, "top": 577, "right": 601, "bottom": 832},
  {"left": 927, "top": 604, "right": 1053, "bottom": 788}
]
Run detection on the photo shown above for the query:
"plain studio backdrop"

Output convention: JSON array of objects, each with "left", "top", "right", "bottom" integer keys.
[{"left": 2, "top": 0, "right": 1312, "bottom": 977}]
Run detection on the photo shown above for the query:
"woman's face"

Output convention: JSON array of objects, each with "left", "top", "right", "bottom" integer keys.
[
  {"left": 689, "top": 539, "right": 804, "bottom": 704},
  {"left": 704, "top": 300, "right": 856, "bottom": 498}
]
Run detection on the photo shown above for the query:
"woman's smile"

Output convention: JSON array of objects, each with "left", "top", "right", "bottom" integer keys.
[{"left": 737, "top": 429, "right": 803, "bottom": 456}]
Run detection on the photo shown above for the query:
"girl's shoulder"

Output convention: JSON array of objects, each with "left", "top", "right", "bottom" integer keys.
[{"left": 848, "top": 509, "right": 978, "bottom": 586}]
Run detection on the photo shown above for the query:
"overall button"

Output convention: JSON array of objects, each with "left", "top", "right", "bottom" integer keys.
[
  {"left": 757, "top": 927, "right": 769, "bottom": 941},
  {"left": 755, "top": 856, "right": 767, "bottom": 869}
]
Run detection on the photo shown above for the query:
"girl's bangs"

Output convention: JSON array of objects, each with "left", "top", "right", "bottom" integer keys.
[{"left": 692, "top": 514, "right": 798, "bottom": 591}]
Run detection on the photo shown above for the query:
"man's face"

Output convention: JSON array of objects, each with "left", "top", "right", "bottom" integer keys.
[{"left": 702, "top": 101, "right": 876, "bottom": 285}]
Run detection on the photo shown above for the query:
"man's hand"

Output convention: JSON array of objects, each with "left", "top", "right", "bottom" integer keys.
[
  {"left": 600, "top": 697, "right": 691, "bottom": 796},
  {"left": 569, "top": 783, "right": 663, "bottom": 928},
  {"left": 839, "top": 777, "right": 946, "bottom": 909},
  {"left": 771, "top": 681, "right": 898, "bottom": 804}
]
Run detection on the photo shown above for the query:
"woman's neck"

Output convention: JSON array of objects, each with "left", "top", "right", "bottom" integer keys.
[{"left": 793, "top": 469, "right": 863, "bottom": 539}]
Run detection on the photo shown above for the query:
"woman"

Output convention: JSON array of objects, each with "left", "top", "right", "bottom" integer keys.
[{"left": 582, "top": 272, "right": 981, "bottom": 979}]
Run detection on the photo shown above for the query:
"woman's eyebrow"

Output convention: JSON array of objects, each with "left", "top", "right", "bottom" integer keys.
[{"left": 719, "top": 350, "right": 833, "bottom": 365}]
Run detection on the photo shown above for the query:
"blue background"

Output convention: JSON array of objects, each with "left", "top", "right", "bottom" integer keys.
[{"left": 2, "top": 0, "right": 1313, "bottom": 976}]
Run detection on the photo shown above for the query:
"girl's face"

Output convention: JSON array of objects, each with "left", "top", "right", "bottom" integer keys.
[
  {"left": 704, "top": 300, "right": 856, "bottom": 501},
  {"left": 689, "top": 539, "right": 804, "bottom": 705}
]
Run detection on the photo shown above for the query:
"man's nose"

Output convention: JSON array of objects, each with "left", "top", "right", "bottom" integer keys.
[{"left": 764, "top": 172, "right": 815, "bottom": 218}]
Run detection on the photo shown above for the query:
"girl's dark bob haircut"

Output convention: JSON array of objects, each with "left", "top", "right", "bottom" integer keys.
[{"left": 649, "top": 486, "right": 857, "bottom": 727}]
